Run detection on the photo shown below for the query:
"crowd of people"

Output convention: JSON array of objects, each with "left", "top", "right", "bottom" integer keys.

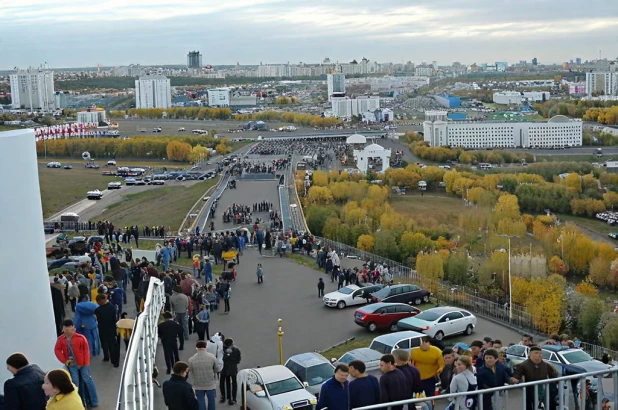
[
  {"left": 240, "top": 158, "right": 290, "bottom": 174},
  {"left": 313, "top": 333, "right": 612, "bottom": 410},
  {"left": 247, "top": 137, "right": 348, "bottom": 158}
]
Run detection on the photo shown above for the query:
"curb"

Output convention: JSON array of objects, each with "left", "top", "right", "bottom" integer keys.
[{"left": 315, "top": 337, "right": 356, "bottom": 355}]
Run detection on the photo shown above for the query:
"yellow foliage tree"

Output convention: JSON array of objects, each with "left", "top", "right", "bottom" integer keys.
[
  {"left": 357, "top": 235, "right": 375, "bottom": 252},
  {"left": 307, "top": 186, "right": 334, "bottom": 204},
  {"left": 311, "top": 171, "right": 329, "bottom": 187},
  {"left": 189, "top": 145, "right": 209, "bottom": 163},
  {"left": 215, "top": 143, "right": 228, "bottom": 155},
  {"left": 493, "top": 194, "right": 521, "bottom": 223},
  {"left": 416, "top": 252, "right": 444, "bottom": 293},
  {"left": 511, "top": 277, "right": 564, "bottom": 334},
  {"left": 166, "top": 140, "right": 192, "bottom": 162},
  {"left": 575, "top": 280, "right": 599, "bottom": 296},
  {"left": 564, "top": 173, "right": 582, "bottom": 194}
]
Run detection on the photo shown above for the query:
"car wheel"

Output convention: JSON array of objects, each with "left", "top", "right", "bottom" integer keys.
[
  {"left": 336, "top": 301, "right": 346, "bottom": 309},
  {"left": 464, "top": 325, "right": 473, "bottom": 335},
  {"left": 414, "top": 297, "right": 422, "bottom": 305},
  {"left": 389, "top": 322, "right": 398, "bottom": 332},
  {"left": 368, "top": 322, "right": 378, "bottom": 332},
  {"left": 423, "top": 295, "right": 430, "bottom": 303},
  {"left": 434, "top": 331, "right": 444, "bottom": 340}
]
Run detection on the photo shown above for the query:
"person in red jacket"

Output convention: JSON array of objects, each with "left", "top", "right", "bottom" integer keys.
[{"left": 54, "top": 319, "right": 99, "bottom": 408}]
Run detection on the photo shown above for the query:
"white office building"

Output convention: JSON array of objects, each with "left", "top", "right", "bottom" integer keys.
[
  {"left": 586, "top": 72, "right": 618, "bottom": 96},
  {"left": 135, "top": 75, "right": 171, "bottom": 109},
  {"left": 423, "top": 111, "right": 582, "bottom": 149},
  {"left": 207, "top": 88, "right": 231, "bottom": 107},
  {"left": 77, "top": 109, "right": 107, "bottom": 124},
  {"left": 9, "top": 68, "right": 56, "bottom": 111},
  {"left": 331, "top": 96, "right": 380, "bottom": 119},
  {"left": 493, "top": 91, "right": 550, "bottom": 105},
  {"left": 327, "top": 73, "right": 346, "bottom": 101}
]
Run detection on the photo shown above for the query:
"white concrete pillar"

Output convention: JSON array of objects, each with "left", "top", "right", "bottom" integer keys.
[{"left": 0, "top": 129, "right": 58, "bottom": 386}]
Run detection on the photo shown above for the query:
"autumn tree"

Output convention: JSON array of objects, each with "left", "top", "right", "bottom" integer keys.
[
  {"left": 564, "top": 173, "right": 582, "bottom": 194},
  {"left": 416, "top": 252, "right": 444, "bottom": 293},
  {"left": 493, "top": 194, "right": 521, "bottom": 223},
  {"left": 372, "top": 230, "right": 400, "bottom": 261},
  {"left": 215, "top": 143, "right": 228, "bottom": 155},
  {"left": 357, "top": 235, "right": 375, "bottom": 252},
  {"left": 400, "top": 231, "right": 432, "bottom": 261},
  {"left": 445, "top": 251, "right": 469, "bottom": 285},
  {"left": 311, "top": 171, "right": 329, "bottom": 187},
  {"left": 575, "top": 279, "right": 599, "bottom": 296},
  {"left": 307, "top": 186, "right": 334, "bottom": 205},
  {"left": 166, "top": 140, "right": 192, "bottom": 162},
  {"left": 548, "top": 256, "right": 569, "bottom": 276},
  {"left": 189, "top": 144, "right": 209, "bottom": 163}
]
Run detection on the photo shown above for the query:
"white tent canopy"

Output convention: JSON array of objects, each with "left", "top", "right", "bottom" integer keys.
[
  {"left": 346, "top": 133, "right": 367, "bottom": 144},
  {"left": 365, "top": 143, "right": 385, "bottom": 151}
]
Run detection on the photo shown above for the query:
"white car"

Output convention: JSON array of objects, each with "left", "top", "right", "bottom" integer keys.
[
  {"left": 397, "top": 306, "right": 477, "bottom": 340},
  {"left": 107, "top": 160, "right": 117, "bottom": 166},
  {"left": 322, "top": 284, "right": 383, "bottom": 309},
  {"left": 107, "top": 182, "right": 122, "bottom": 189},
  {"left": 237, "top": 366, "right": 317, "bottom": 410},
  {"left": 86, "top": 190, "right": 103, "bottom": 200},
  {"left": 46, "top": 161, "right": 61, "bottom": 168},
  {"left": 178, "top": 127, "right": 185, "bottom": 132}
]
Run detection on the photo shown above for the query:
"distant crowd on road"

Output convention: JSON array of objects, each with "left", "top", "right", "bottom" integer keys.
[
  {"left": 248, "top": 137, "right": 348, "bottom": 158},
  {"left": 240, "top": 158, "right": 290, "bottom": 174}
]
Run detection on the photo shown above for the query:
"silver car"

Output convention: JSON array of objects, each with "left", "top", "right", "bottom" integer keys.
[
  {"left": 237, "top": 365, "right": 317, "bottom": 410},
  {"left": 284, "top": 352, "right": 335, "bottom": 396}
]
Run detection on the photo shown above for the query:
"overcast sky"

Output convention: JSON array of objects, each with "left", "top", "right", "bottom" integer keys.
[{"left": 2, "top": 0, "right": 617, "bottom": 69}]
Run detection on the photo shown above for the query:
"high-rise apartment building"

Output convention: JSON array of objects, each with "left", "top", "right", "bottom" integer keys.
[
  {"left": 187, "top": 51, "right": 202, "bottom": 68},
  {"left": 135, "top": 75, "right": 171, "bottom": 109},
  {"left": 586, "top": 72, "right": 618, "bottom": 96},
  {"left": 9, "top": 68, "right": 56, "bottom": 111},
  {"left": 327, "top": 73, "right": 345, "bottom": 101}
]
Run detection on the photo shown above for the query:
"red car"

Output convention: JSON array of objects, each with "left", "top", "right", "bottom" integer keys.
[{"left": 354, "top": 302, "right": 421, "bottom": 332}]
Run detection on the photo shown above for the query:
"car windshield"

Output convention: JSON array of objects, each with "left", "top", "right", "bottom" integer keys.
[
  {"left": 562, "top": 350, "right": 593, "bottom": 364},
  {"left": 338, "top": 287, "right": 354, "bottom": 295},
  {"left": 306, "top": 364, "right": 334, "bottom": 386},
  {"left": 414, "top": 311, "right": 441, "bottom": 322},
  {"left": 369, "top": 341, "right": 393, "bottom": 354},
  {"left": 265, "top": 377, "right": 303, "bottom": 396}
]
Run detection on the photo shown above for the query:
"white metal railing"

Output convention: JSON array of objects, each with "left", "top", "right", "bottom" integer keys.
[
  {"left": 353, "top": 367, "right": 618, "bottom": 410},
  {"left": 116, "top": 278, "right": 165, "bottom": 410}
]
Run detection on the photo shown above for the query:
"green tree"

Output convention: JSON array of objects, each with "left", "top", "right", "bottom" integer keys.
[
  {"left": 579, "top": 298, "right": 605, "bottom": 344},
  {"left": 445, "top": 252, "right": 469, "bottom": 285},
  {"left": 373, "top": 230, "right": 400, "bottom": 261},
  {"left": 305, "top": 206, "right": 332, "bottom": 236}
]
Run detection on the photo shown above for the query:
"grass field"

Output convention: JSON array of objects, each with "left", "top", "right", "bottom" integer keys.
[
  {"left": 95, "top": 178, "right": 218, "bottom": 229},
  {"left": 39, "top": 165, "right": 110, "bottom": 217},
  {"left": 534, "top": 154, "right": 599, "bottom": 163},
  {"left": 38, "top": 159, "right": 192, "bottom": 218},
  {"left": 390, "top": 194, "right": 463, "bottom": 228}
]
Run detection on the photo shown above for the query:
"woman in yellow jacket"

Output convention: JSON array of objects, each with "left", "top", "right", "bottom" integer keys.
[{"left": 43, "top": 369, "right": 85, "bottom": 410}]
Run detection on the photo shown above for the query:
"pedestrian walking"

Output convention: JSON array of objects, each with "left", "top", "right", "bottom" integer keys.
[
  {"left": 447, "top": 356, "right": 477, "bottom": 410},
  {"left": 317, "top": 278, "right": 325, "bottom": 298},
  {"left": 220, "top": 338, "right": 241, "bottom": 405},
  {"left": 510, "top": 346, "right": 558, "bottom": 410},
  {"left": 256, "top": 263, "right": 264, "bottom": 284},
  {"left": 203, "top": 257, "right": 213, "bottom": 283},
  {"left": 3, "top": 353, "right": 46, "bottom": 410},
  {"left": 158, "top": 312, "right": 184, "bottom": 375},
  {"left": 194, "top": 304, "right": 211, "bottom": 342},
  {"left": 73, "top": 296, "right": 100, "bottom": 358},
  {"left": 94, "top": 294, "right": 120, "bottom": 367},
  {"left": 170, "top": 286, "right": 190, "bottom": 340},
  {"left": 53, "top": 319, "right": 99, "bottom": 408},
  {"left": 189, "top": 341, "right": 221, "bottom": 410},
  {"left": 162, "top": 361, "right": 199, "bottom": 410},
  {"left": 316, "top": 364, "right": 349, "bottom": 410},
  {"left": 221, "top": 282, "right": 231, "bottom": 314},
  {"left": 42, "top": 369, "right": 85, "bottom": 410}
]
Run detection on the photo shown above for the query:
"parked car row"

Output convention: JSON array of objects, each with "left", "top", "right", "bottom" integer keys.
[{"left": 323, "top": 284, "right": 431, "bottom": 310}]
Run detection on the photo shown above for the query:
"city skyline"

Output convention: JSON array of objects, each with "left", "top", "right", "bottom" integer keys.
[{"left": 2, "top": 0, "right": 618, "bottom": 69}]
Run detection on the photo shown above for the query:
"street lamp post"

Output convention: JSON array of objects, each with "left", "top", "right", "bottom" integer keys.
[
  {"left": 497, "top": 234, "right": 519, "bottom": 322},
  {"left": 277, "top": 319, "right": 284, "bottom": 365}
]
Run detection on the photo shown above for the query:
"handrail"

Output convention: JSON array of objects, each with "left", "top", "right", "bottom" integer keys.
[
  {"left": 354, "top": 367, "right": 618, "bottom": 410},
  {"left": 116, "top": 277, "right": 165, "bottom": 410}
]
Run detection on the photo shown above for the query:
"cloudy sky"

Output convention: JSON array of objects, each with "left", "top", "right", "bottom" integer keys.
[{"left": 1, "top": 0, "right": 617, "bottom": 69}]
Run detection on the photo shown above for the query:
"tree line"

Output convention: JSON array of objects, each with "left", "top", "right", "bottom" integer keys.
[{"left": 36, "top": 136, "right": 230, "bottom": 161}]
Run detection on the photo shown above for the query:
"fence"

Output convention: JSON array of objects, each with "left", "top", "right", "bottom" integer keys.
[
  {"left": 278, "top": 185, "right": 292, "bottom": 232},
  {"left": 44, "top": 221, "right": 97, "bottom": 233},
  {"left": 116, "top": 278, "right": 165, "bottom": 410},
  {"left": 581, "top": 341, "right": 618, "bottom": 362},
  {"left": 355, "top": 366, "right": 618, "bottom": 410},
  {"left": 314, "top": 236, "right": 536, "bottom": 332}
]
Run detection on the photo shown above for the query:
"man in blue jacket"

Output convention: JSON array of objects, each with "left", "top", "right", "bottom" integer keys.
[
  {"left": 476, "top": 348, "right": 512, "bottom": 410},
  {"left": 203, "top": 257, "right": 213, "bottom": 283},
  {"left": 316, "top": 364, "right": 349, "bottom": 410},
  {"left": 3, "top": 353, "right": 46, "bottom": 410}
]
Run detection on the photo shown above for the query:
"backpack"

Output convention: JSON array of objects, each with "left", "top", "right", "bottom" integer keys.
[{"left": 464, "top": 376, "right": 478, "bottom": 409}]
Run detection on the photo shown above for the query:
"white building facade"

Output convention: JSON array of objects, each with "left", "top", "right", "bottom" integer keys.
[
  {"left": 423, "top": 111, "right": 582, "bottom": 148},
  {"left": 77, "top": 110, "right": 107, "bottom": 124},
  {"left": 493, "top": 91, "right": 550, "bottom": 105},
  {"left": 9, "top": 69, "right": 56, "bottom": 111},
  {"left": 327, "top": 73, "right": 345, "bottom": 101},
  {"left": 207, "top": 88, "right": 231, "bottom": 107},
  {"left": 135, "top": 75, "right": 171, "bottom": 109},
  {"left": 586, "top": 72, "right": 618, "bottom": 96},
  {"left": 331, "top": 96, "right": 380, "bottom": 118}
]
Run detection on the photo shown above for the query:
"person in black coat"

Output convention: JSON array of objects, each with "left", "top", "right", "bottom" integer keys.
[
  {"left": 3, "top": 353, "right": 46, "bottom": 410},
  {"left": 95, "top": 294, "right": 120, "bottom": 367},
  {"left": 50, "top": 284, "right": 65, "bottom": 336},
  {"left": 158, "top": 312, "right": 184, "bottom": 374},
  {"left": 162, "top": 361, "right": 199, "bottom": 410}
]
